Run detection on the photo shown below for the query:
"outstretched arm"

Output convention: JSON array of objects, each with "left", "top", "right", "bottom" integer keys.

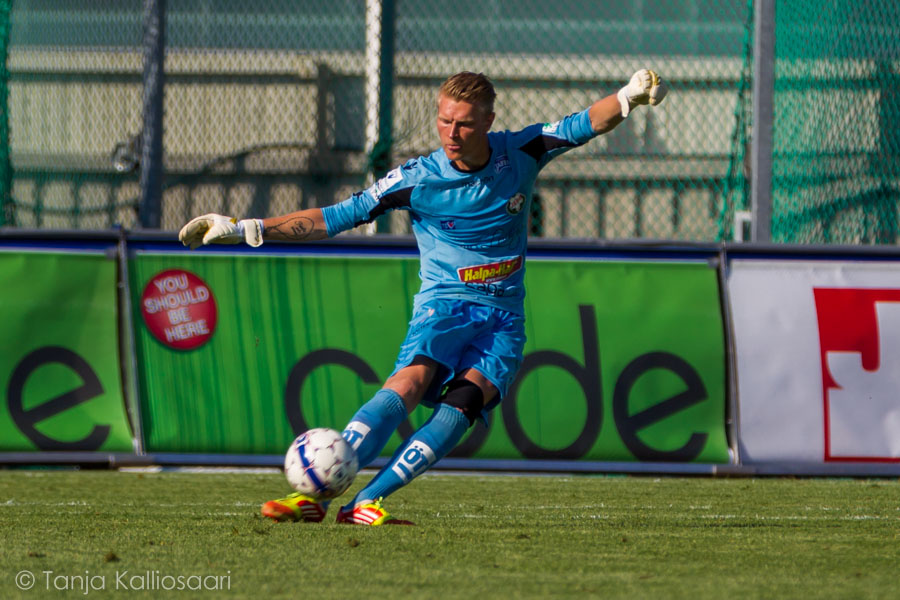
[{"left": 178, "top": 207, "right": 329, "bottom": 249}]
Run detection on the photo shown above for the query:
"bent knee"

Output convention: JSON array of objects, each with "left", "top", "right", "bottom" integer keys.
[{"left": 439, "top": 379, "right": 485, "bottom": 426}]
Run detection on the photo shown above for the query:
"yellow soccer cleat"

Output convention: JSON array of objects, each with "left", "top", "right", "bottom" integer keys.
[
  {"left": 261, "top": 492, "right": 327, "bottom": 523},
  {"left": 336, "top": 499, "right": 414, "bottom": 526}
]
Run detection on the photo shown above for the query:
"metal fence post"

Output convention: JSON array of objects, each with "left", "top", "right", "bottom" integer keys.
[
  {"left": 364, "top": 0, "right": 396, "bottom": 232},
  {"left": 139, "top": 0, "right": 166, "bottom": 229},
  {"left": 751, "top": 0, "right": 774, "bottom": 242}
]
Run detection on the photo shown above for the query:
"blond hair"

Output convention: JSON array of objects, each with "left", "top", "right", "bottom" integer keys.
[{"left": 438, "top": 71, "right": 496, "bottom": 115}]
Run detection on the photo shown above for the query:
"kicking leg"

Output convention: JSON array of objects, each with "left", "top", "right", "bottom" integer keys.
[{"left": 338, "top": 370, "right": 496, "bottom": 525}]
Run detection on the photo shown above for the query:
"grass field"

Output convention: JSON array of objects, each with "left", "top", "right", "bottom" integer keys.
[{"left": 1, "top": 469, "right": 898, "bottom": 599}]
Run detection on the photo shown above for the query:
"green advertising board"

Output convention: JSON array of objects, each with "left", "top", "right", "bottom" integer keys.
[
  {"left": 130, "top": 253, "right": 417, "bottom": 454},
  {"left": 511, "top": 260, "right": 726, "bottom": 462},
  {"left": 130, "top": 252, "right": 727, "bottom": 462},
  {"left": 0, "top": 250, "right": 134, "bottom": 452}
]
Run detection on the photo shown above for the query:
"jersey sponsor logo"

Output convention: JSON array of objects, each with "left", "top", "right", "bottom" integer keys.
[
  {"left": 542, "top": 121, "right": 560, "bottom": 133},
  {"left": 494, "top": 154, "right": 510, "bottom": 173},
  {"left": 506, "top": 193, "right": 526, "bottom": 215},
  {"left": 457, "top": 256, "right": 523, "bottom": 284},
  {"left": 372, "top": 167, "right": 403, "bottom": 198},
  {"left": 440, "top": 220, "right": 456, "bottom": 230}
]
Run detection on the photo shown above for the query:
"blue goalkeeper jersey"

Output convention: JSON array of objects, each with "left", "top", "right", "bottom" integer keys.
[{"left": 322, "top": 107, "right": 598, "bottom": 315}]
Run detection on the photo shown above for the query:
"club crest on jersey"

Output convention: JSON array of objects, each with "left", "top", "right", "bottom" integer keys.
[
  {"left": 457, "top": 256, "right": 523, "bottom": 284},
  {"left": 506, "top": 193, "right": 526, "bottom": 215}
]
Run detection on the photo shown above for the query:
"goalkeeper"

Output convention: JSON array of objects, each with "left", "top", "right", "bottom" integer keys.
[{"left": 180, "top": 70, "right": 667, "bottom": 526}]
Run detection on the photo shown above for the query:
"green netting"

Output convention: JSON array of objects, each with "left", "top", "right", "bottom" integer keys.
[
  {"left": 770, "top": 1, "right": 900, "bottom": 244},
  {"left": 716, "top": 0, "right": 754, "bottom": 242}
]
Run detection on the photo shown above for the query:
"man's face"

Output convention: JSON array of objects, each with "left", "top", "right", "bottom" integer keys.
[{"left": 436, "top": 94, "right": 495, "bottom": 171}]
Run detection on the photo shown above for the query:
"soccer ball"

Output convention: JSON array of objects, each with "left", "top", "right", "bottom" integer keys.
[{"left": 283, "top": 428, "right": 359, "bottom": 500}]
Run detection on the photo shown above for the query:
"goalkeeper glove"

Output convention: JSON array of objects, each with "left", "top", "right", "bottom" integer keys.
[
  {"left": 178, "top": 213, "right": 264, "bottom": 250},
  {"left": 617, "top": 69, "right": 668, "bottom": 117}
]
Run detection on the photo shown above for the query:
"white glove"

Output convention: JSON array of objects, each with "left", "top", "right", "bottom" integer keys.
[
  {"left": 178, "top": 213, "right": 264, "bottom": 250},
  {"left": 617, "top": 69, "right": 668, "bottom": 117}
]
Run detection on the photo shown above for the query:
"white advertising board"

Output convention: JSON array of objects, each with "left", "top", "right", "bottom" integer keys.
[{"left": 729, "top": 259, "right": 900, "bottom": 464}]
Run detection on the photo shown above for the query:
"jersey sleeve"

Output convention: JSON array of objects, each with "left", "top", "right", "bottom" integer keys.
[
  {"left": 321, "top": 164, "right": 415, "bottom": 236},
  {"left": 511, "top": 107, "right": 596, "bottom": 170}
]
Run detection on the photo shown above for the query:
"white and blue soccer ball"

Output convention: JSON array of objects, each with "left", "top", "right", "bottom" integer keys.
[{"left": 284, "top": 428, "right": 359, "bottom": 500}]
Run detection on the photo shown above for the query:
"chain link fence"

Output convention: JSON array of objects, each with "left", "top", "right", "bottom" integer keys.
[
  {"left": 769, "top": 0, "right": 900, "bottom": 244},
  {"left": 717, "top": 0, "right": 900, "bottom": 244},
  {"left": 12, "top": 0, "right": 891, "bottom": 244}
]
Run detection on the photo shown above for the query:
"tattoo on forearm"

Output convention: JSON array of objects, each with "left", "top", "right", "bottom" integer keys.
[{"left": 266, "top": 217, "right": 316, "bottom": 240}]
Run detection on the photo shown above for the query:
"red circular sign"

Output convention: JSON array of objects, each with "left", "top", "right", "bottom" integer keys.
[{"left": 140, "top": 269, "right": 217, "bottom": 350}]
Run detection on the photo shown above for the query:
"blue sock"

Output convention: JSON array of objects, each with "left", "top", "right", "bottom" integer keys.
[
  {"left": 342, "top": 389, "right": 408, "bottom": 468},
  {"left": 348, "top": 403, "right": 469, "bottom": 507}
]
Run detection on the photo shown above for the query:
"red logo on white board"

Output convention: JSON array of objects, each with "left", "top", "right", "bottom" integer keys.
[
  {"left": 140, "top": 269, "right": 217, "bottom": 351},
  {"left": 814, "top": 288, "right": 900, "bottom": 462}
]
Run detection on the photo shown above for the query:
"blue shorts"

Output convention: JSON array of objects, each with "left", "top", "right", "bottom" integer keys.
[{"left": 391, "top": 299, "right": 526, "bottom": 418}]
